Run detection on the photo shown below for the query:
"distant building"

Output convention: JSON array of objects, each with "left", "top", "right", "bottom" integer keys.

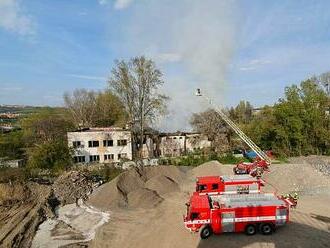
[
  {"left": 67, "top": 127, "right": 133, "bottom": 164},
  {"left": 159, "top": 132, "right": 211, "bottom": 157},
  {"left": 67, "top": 127, "right": 211, "bottom": 163},
  {"left": 0, "top": 158, "right": 25, "bottom": 168}
]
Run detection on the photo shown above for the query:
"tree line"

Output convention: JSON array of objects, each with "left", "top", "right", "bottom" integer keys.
[
  {"left": 191, "top": 77, "right": 330, "bottom": 157},
  {"left": 1, "top": 57, "right": 329, "bottom": 172}
]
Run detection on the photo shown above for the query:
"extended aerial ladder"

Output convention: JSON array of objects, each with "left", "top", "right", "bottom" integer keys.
[{"left": 195, "top": 88, "right": 271, "bottom": 177}]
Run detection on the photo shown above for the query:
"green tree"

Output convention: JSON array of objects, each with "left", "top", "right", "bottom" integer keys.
[
  {"left": 247, "top": 78, "right": 330, "bottom": 156},
  {"left": 27, "top": 140, "right": 73, "bottom": 171},
  {"left": 21, "top": 108, "right": 74, "bottom": 171},
  {"left": 21, "top": 107, "right": 74, "bottom": 145}
]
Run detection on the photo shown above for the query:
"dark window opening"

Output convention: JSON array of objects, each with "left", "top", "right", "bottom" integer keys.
[
  {"left": 117, "top": 139, "right": 127, "bottom": 146},
  {"left": 103, "top": 140, "right": 113, "bottom": 147},
  {"left": 89, "top": 155, "right": 100, "bottom": 162},
  {"left": 88, "top": 141, "right": 99, "bottom": 147},
  {"left": 74, "top": 156, "right": 85, "bottom": 163},
  {"left": 72, "top": 141, "right": 81, "bottom": 148},
  {"left": 104, "top": 154, "right": 114, "bottom": 160}
]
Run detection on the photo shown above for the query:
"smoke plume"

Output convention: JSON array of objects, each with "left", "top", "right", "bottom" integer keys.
[{"left": 123, "top": 0, "right": 239, "bottom": 131}]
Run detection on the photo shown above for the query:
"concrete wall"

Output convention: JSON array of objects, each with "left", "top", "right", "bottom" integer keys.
[
  {"left": 67, "top": 130, "right": 132, "bottom": 163},
  {"left": 159, "top": 133, "right": 211, "bottom": 157}
]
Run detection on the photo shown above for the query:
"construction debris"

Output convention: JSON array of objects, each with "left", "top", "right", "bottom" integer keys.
[{"left": 53, "top": 171, "right": 94, "bottom": 206}]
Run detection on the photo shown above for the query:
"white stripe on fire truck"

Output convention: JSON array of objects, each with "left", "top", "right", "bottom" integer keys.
[
  {"left": 184, "top": 219, "right": 211, "bottom": 225},
  {"left": 199, "top": 190, "right": 260, "bottom": 196},
  {"left": 222, "top": 215, "right": 287, "bottom": 223},
  {"left": 224, "top": 190, "right": 260, "bottom": 194},
  {"left": 185, "top": 215, "right": 287, "bottom": 225}
]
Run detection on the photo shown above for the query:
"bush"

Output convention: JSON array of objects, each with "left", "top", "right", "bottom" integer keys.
[
  {"left": 217, "top": 154, "right": 247, "bottom": 164},
  {"left": 89, "top": 166, "right": 122, "bottom": 182}
]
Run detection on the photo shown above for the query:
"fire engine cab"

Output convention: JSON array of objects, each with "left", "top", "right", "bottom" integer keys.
[
  {"left": 184, "top": 193, "right": 290, "bottom": 239},
  {"left": 196, "top": 174, "right": 264, "bottom": 195}
]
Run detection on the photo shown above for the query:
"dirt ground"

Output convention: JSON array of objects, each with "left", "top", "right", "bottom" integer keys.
[{"left": 88, "top": 160, "right": 330, "bottom": 248}]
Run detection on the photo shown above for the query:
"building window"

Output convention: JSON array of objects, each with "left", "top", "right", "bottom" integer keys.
[
  {"left": 117, "top": 139, "right": 127, "bottom": 146},
  {"left": 179, "top": 137, "right": 183, "bottom": 139},
  {"left": 73, "top": 156, "right": 85, "bottom": 163},
  {"left": 104, "top": 154, "right": 114, "bottom": 160},
  {"left": 88, "top": 141, "right": 99, "bottom": 147},
  {"left": 103, "top": 140, "right": 113, "bottom": 147},
  {"left": 89, "top": 155, "right": 100, "bottom": 162},
  {"left": 173, "top": 137, "right": 177, "bottom": 139},
  {"left": 72, "top": 141, "right": 82, "bottom": 148}
]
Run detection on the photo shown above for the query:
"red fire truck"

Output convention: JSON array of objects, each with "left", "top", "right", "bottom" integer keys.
[
  {"left": 184, "top": 193, "right": 290, "bottom": 239},
  {"left": 195, "top": 174, "right": 264, "bottom": 195}
]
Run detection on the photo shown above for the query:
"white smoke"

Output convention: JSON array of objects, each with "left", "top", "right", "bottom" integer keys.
[{"left": 122, "top": 0, "right": 239, "bottom": 131}]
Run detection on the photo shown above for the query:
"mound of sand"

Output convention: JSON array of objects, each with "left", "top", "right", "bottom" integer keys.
[
  {"left": 116, "top": 169, "right": 145, "bottom": 196},
  {"left": 189, "top": 161, "right": 222, "bottom": 176},
  {"left": 88, "top": 166, "right": 184, "bottom": 210},
  {"left": 145, "top": 175, "right": 180, "bottom": 196},
  {"left": 128, "top": 188, "right": 163, "bottom": 208},
  {"left": 143, "top": 166, "right": 185, "bottom": 183}
]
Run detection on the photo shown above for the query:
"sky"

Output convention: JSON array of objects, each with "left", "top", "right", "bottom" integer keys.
[{"left": 0, "top": 0, "right": 330, "bottom": 131}]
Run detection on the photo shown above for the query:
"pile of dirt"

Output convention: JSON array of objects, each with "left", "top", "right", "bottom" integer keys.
[
  {"left": 88, "top": 166, "right": 184, "bottom": 210},
  {"left": 53, "top": 171, "right": 94, "bottom": 205}
]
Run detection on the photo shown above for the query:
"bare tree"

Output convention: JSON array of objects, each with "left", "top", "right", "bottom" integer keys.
[
  {"left": 108, "top": 56, "right": 169, "bottom": 157},
  {"left": 63, "top": 89, "right": 98, "bottom": 128},
  {"left": 190, "top": 109, "right": 235, "bottom": 153}
]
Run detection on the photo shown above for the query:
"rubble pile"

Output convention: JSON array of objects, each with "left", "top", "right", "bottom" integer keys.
[{"left": 53, "top": 171, "right": 94, "bottom": 205}]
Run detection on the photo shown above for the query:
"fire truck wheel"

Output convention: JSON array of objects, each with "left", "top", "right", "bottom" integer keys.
[
  {"left": 260, "top": 223, "right": 274, "bottom": 235},
  {"left": 200, "top": 226, "right": 212, "bottom": 239},
  {"left": 245, "top": 224, "right": 257, "bottom": 235}
]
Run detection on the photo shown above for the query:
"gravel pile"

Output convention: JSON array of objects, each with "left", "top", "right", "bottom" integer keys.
[
  {"left": 289, "top": 155, "right": 330, "bottom": 176},
  {"left": 88, "top": 166, "right": 184, "bottom": 210}
]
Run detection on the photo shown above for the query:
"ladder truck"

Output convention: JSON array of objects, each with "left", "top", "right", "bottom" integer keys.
[{"left": 195, "top": 89, "right": 272, "bottom": 178}]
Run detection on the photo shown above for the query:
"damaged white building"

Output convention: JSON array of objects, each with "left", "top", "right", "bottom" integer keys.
[{"left": 67, "top": 127, "right": 133, "bottom": 163}]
